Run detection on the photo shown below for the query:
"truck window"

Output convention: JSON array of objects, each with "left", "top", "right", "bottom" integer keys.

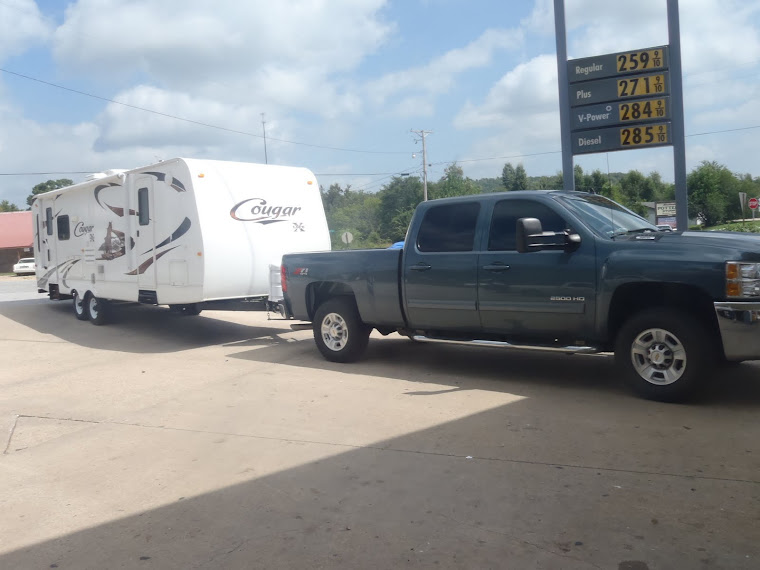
[
  {"left": 45, "top": 207, "right": 53, "bottom": 236},
  {"left": 138, "top": 187, "right": 150, "bottom": 226},
  {"left": 488, "top": 200, "right": 568, "bottom": 251},
  {"left": 57, "top": 215, "right": 70, "bottom": 240},
  {"left": 417, "top": 202, "right": 480, "bottom": 252}
]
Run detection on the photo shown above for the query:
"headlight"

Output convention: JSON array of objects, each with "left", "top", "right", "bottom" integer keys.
[{"left": 726, "top": 262, "right": 760, "bottom": 298}]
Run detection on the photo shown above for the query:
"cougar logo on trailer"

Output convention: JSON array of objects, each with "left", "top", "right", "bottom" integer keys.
[
  {"left": 230, "top": 198, "right": 302, "bottom": 224},
  {"left": 74, "top": 222, "right": 95, "bottom": 237}
]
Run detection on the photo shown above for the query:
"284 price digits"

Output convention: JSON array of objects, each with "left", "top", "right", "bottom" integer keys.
[
  {"left": 619, "top": 98, "right": 667, "bottom": 122},
  {"left": 620, "top": 124, "right": 668, "bottom": 147}
]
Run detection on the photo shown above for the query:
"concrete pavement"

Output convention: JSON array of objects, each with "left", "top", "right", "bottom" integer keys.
[{"left": 1, "top": 279, "right": 759, "bottom": 569}]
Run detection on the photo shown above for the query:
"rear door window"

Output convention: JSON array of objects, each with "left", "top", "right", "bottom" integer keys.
[{"left": 417, "top": 203, "right": 480, "bottom": 252}]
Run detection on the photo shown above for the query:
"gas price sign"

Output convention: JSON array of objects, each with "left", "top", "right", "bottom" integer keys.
[{"left": 568, "top": 45, "right": 672, "bottom": 155}]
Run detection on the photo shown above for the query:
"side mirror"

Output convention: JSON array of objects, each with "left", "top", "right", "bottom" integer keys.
[{"left": 516, "top": 217, "right": 581, "bottom": 253}]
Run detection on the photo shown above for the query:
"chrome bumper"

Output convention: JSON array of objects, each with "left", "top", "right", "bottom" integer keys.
[{"left": 714, "top": 302, "right": 760, "bottom": 361}]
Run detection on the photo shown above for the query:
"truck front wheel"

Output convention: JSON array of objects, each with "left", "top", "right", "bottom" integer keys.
[
  {"left": 313, "top": 298, "right": 371, "bottom": 363},
  {"left": 615, "top": 309, "right": 714, "bottom": 402}
]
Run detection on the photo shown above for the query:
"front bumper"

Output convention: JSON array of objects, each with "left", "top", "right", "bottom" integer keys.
[{"left": 714, "top": 302, "right": 760, "bottom": 361}]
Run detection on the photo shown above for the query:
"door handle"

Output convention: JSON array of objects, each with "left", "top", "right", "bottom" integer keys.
[
  {"left": 483, "top": 263, "right": 510, "bottom": 271},
  {"left": 409, "top": 263, "right": 432, "bottom": 271}
]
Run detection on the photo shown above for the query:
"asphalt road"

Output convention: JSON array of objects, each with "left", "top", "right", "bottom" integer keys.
[{"left": 1, "top": 278, "right": 759, "bottom": 569}]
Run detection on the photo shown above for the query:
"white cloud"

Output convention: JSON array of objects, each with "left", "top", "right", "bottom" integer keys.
[
  {"left": 365, "top": 28, "right": 524, "bottom": 110},
  {"left": 0, "top": 0, "right": 52, "bottom": 62}
]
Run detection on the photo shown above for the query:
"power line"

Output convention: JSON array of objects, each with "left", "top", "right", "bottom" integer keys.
[{"left": 0, "top": 68, "right": 412, "bottom": 155}]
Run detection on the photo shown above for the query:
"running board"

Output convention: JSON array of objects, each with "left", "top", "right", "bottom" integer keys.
[
  {"left": 411, "top": 335, "right": 600, "bottom": 355},
  {"left": 290, "top": 323, "right": 313, "bottom": 331}
]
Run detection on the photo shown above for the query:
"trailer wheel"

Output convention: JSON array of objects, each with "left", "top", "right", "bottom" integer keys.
[
  {"left": 615, "top": 308, "right": 714, "bottom": 402},
  {"left": 313, "top": 298, "right": 371, "bottom": 363},
  {"left": 72, "top": 290, "right": 88, "bottom": 321},
  {"left": 86, "top": 294, "right": 109, "bottom": 326},
  {"left": 181, "top": 304, "right": 202, "bottom": 316}
]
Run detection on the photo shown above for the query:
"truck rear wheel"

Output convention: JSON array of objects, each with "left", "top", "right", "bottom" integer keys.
[
  {"left": 313, "top": 298, "right": 371, "bottom": 363},
  {"left": 615, "top": 309, "right": 714, "bottom": 402}
]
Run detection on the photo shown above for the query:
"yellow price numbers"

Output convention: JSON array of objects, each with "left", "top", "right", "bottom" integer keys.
[
  {"left": 619, "top": 98, "right": 667, "bottom": 122},
  {"left": 617, "top": 74, "right": 666, "bottom": 98},
  {"left": 616, "top": 49, "right": 666, "bottom": 73},
  {"left": 620, "top": 124, "right": 669, "bottom": 147}
]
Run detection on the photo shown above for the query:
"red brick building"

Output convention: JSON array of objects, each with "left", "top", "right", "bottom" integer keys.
[{"left": 0, "top": 211, "right": 34, "bottom": 273}]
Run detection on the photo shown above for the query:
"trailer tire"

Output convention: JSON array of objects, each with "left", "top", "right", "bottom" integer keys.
[
  {"left": 181, "top": 304, "right": 202, "bottom": 316},
  {"left": 73, "top": 290, "right": 88, "bottom": 321},
  {"left": 615, "top": 308, "right": 714, "bottom": 402},
  {"left": 86, "top": 294, "right": 109, "bottom": 326},
  {"left": 313, "top": 298, "right": 371, "bottom": 363}
]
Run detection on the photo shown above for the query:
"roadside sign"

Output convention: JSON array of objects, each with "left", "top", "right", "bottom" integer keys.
[
  {"left": 749, "top": 198, "right": 758, "bottom": 210},
  {"left": 341, "top": 231, "right": 354, "bottom": 244},
  {"left": 573, "top": 122, "right": 670, "bottom": 155},
  {"left": 568, "top": 46, "right": 669, "bottom": 82}
]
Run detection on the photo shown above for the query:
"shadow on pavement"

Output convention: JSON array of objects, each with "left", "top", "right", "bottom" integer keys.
[
  {"left": 0, "top": 298, "right": 294, "bottom": 354},
  {"left": 226, "top": 332, "right": 760, "bottom": 410},
  {"left": 1, "top": 395, "right": 757, "bottom": 570}
]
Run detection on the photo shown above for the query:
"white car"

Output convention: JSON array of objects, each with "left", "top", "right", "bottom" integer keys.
[
  {"left": 13, "top": 257, "right": 36, "bottom": 275},
  {"left": 657, "top": 224, "right": 674, "bottom": 232}
]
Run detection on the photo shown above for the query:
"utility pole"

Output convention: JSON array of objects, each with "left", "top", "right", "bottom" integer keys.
[
  {"left": 411, "top": 129, "right": 432, "bottom": 201},
  {"left": 261, "top": 113, "right": 268, "bottom": 164}
]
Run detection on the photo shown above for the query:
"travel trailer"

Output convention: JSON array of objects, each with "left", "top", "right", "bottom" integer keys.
[{"left": 33, "top": 158, "right": 331, "bottom": 324}]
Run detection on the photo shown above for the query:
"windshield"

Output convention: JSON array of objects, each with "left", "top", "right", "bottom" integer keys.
[{"left": 556, "top": 194, "right": 658, "bottom": 239}]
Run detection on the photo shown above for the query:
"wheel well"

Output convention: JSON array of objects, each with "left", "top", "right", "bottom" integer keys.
[
  {"left": 306, "top": 282, "right": 357, "bottom": 321},
  {"left": 607, "top": 283, "right": 720, "bottom": 350}
]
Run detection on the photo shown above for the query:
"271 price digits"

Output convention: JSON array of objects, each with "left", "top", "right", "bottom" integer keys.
[{"left": 617, "top": 74, "right": 666, "bottom": 98}]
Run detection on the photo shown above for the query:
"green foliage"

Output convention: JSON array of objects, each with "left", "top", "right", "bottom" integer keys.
[
  {"left": 27, "top": 179, "right": 73, "bottom": 207},
  {"left": 0, "top": 200, "right": 20, "bottom": 212},
  {"left": 320, "top": 161, "right": 759, "bottom": 248}
]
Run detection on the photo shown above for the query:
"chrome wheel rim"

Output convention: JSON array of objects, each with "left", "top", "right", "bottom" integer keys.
[
  {"left": 74, "top": 293, "right": 85, "bottom": 316},
  {"left": 320, "top": 312, "right": 348, "bottom": 351},
  {"left": 89, "top": 297, "right": 99, "bottom": 319},
  {"left": 630, "top": 327, "right": 686, "bottom": 385}
]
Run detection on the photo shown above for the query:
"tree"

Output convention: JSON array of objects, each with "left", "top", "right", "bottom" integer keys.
[
  {"left": 430, "top": 163, "right": 480, "bottom": 199},
  {"left": 0, "top": 200, "right": 20, "bottom": 212},
  {"left": 377, "top": 176, "right": 424, "bottom": 242},
  {"left": 27, "top": 179, "right": 73, "bottom": 207},
  {"left": 687, "top": 161, "right": 739, "bottom": 227},
  {"left": 501, "top": 163, "right": 516, "bottom": 191},
  {"left": 513, "top": 164, "right": 528, "bottom": 190}
]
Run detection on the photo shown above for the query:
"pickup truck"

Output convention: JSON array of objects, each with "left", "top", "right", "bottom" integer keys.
[{"left": 282, "top": 191, "right": 760, "bottom": 401}]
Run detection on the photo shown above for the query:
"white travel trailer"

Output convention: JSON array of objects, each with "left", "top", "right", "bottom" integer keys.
[{"left": 33, "top": 158, "right": 331, "bottom": 324}]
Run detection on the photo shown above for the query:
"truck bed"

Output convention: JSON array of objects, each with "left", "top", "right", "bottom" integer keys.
[{"left": 283, "top": 248, "right": 405, "bottom": 327}]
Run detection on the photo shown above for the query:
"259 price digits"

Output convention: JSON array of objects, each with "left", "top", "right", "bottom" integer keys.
[
  {"left": 617, "top": 49, "right": 664, "bottom": 72},
  {"left": 620, "top": 124, "right": 668, "bottom": 147}
]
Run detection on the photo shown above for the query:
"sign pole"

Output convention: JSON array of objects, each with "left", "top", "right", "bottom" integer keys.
[
  {"left": 667, "top": 0, "right": 688, "bottom": 231},
  {"left": 553, "top": 0, "right": 575, "bottom": 191}
]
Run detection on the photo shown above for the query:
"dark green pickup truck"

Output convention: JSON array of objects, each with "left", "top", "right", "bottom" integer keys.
[{"left": 282, "top": 191, "right": 760, "bottom": 401}]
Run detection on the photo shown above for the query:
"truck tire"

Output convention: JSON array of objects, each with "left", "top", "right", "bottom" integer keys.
[
  {"left": 73, "top": 290, "right": 88, "bottom": 321},
  {"left": 313, "top": 298, "right": 371, "bottom": 363},
  {"left": 615, "top": 308, "right": 714, "bottom": 402},
  {"left": 86, "top": 294, "right": 108, "bottom": 326}
]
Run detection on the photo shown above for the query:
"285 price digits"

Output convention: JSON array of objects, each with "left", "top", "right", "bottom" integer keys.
[
  {"left": 619, "top": 98, "right": 667, "bottom": 122},
  {"left": 620, "top": 124, "right": 668, "bottom": 147},
  {"left": 617, "top": 49, "right": 664, "bottom": 72}
]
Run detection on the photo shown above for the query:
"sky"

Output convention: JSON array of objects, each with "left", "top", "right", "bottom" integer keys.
[{"left": 1, "top": 0, "right": 759, "bottom": 208}]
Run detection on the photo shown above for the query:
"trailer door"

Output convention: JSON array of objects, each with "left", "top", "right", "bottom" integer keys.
[{"left": 133, "top": 178, "right": 157, "bottom": 291}]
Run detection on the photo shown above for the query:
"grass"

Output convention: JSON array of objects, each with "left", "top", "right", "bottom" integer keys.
[{"left": 704, "top": 220, "right": 760, "bottom": 233}]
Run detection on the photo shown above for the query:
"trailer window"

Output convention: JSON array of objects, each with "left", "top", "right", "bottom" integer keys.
[
  {"left": 138, "top": 187, "right": 150, "bottom": 226},
  {"left": 57, "top": 215, "right": 70, "bottom": 240},
  {"left": 36, "top": 215, "right": 40, "bottom": 250},
  {"left": 45, "top": 207, "right": 53, "bottom": 236},
  {"left": 417, "top": 202, "right": 480, "bottom": 252}
]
